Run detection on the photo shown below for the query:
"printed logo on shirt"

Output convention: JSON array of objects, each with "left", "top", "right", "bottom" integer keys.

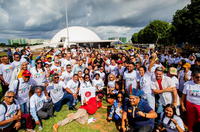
[
  {"left": 85, "top": 91, "right": 91, "bottom": 97},
  {"left": 37, "top": 101, "right": 43, "bottom": 107},
  {"left": 189, "top": 90, "right": 200, "bottom": 97},
  {"left": 87, "top": 85, "right": 91, "bottom": 88},
  {"left": 6, "top": 110, "right": 16, "bottom": 118},
  {"left": 73, "top": 86, "right": 77, "bottom": 89},
  {"left": 19, "top": 87, "right": 30, "bottom": 94},
  {"left": 128, "top": 109, "right": 132, "bottom": 113}
]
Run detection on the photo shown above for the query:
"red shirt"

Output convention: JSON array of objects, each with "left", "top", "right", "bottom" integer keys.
[
  {"left": 79, "top": 97, "right": 102, "bottom": 115},
  {"left": 157, "top": 79, "right": 163, "bottom": 90}
]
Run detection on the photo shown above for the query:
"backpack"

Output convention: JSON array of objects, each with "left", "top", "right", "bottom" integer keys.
[
  {"left": 0, "top": 100, "right": 16, "bottom": 115},
  {"left": 15, "top": 79, "right": 20, "bottom": 97}
]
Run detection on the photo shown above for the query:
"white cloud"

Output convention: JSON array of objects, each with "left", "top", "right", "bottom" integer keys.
[{"left": 0, "top": 8, "right": 9, "bottom": 24}]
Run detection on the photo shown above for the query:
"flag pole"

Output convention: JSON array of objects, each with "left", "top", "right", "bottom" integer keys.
[{"left": 64, "top": 0, "right": 69, "bottom": 48}]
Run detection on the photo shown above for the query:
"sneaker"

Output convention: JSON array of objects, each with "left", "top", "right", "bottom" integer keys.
[
  {"left": 38, "top": 125, "right": 42, "bottom": 131},
  {"left": 53, "top": 124, "right": 59, "bottom": 132},
  {"left": 26, "top": 129, "right": 36, "bottom": 132}
]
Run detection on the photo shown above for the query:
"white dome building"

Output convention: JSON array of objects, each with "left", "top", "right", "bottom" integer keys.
[{"left": 50, "top": 26, "right": 101, "bottom": 44}]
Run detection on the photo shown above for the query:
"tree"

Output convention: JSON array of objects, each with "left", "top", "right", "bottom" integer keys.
[
  {"left": 131, "top": 20, "right": 171, "bottom": 44},
  {"left": 171, "top": 0, "right": 200, "bottom": 44}
]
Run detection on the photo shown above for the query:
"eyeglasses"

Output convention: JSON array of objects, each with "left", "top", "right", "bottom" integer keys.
[
  {"left": 55, "top": 62, "right": 59, "bottom": 64},
  {"left": 6, "top": 96, "right": 15, "bottom": 99},
  {"left": 37, "top": 62, "right": 42, "bottom": 64},
  {"left": 195, "top": 76, "right": 200, "bottom": 79}
]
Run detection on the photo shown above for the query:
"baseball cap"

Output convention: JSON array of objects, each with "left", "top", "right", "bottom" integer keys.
[
  {"left": 97, "top": 93, "right": 104, "bottom": 99},
  {"left": 169, "top": 67, "right": 177, "bottom": 76},
  {"left": 183, "top": 63, "right": 191, "bottom": 69},
  {"left": 46, "top": 55, "right": 52, "bottom": 59},
  {"left": 117, "top": 60, "right": 122, "bottom": 64},
  {"left": 22, "top": 70, "right": 31, "bottom": 77},
  {"left": 62, "top": 48, "right": 65, "bottom": 50}
]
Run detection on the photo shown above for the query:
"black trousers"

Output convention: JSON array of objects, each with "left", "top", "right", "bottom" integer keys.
[
  {"left": 127, "top": 125, "right": 152, "bottom": 132},
  {"left": 37, "top": 102, "right": 54, "bottom": 119}
]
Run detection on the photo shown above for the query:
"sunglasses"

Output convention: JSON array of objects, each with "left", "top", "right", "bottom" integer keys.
[
  {"left": 195, "top": 76, "right": 200, "bottom": 79},
  {"left": 47, "top": 58, "right": 52, "bottom": 59},
  {"left": 54, "top": 77, "right": 59, "bottom": 79},
  {"left": 85, "top": 77, "right": 90, "bottom": 79},
  {"left": 15, "top": 57, "right": 19, "bottom": 58},
  {"left": 67, "top": 67, "right": 71, "bottom": 69},
  {"left": 109, "top": 77, "right": 113, "bottom": 78},
  {"left": 100, "top": 69, "right": 103, "bottom": 70},
  {"left": 55, "top": 62, "right": 59, "bottom": 64},
  {"left": 6, "top": 96, "right": 15, "bottom": 99},
  {"left": 37, "top": 62, "right": 42, "bottom": 64},
  {"left": 118, "top": 96, "right": 123, "bottom": 98}
]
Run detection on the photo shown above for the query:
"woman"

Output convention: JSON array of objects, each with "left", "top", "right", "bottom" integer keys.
[
  {"left": 157, "top": 104, "right": 184, "bottom": 132},
  {"left": 30, "top": 58, "right": 49, "bottom": 91},
  {"left": 10, "top": 62, "right": 28, "bottom": 85},
  {"left": 181, "top": 70, "right": 200, "bottom": 131},
  {"left": 80, "top": 74, "right": 94, "bottom": 89},
  {"left": 137, "top": 66, "right": 155, "bottom": 110},
  {"left": 92, "top": 73, "right": 105, "bottom": 94},
  {"left": 108, "top": 92, "right": 124, "bottom": 130},
  {"left": 78, "top": 71, "right": 84, "bottom": 83},
  {"left": 107, "top": 73, "right": 116, "bottom": 95}
]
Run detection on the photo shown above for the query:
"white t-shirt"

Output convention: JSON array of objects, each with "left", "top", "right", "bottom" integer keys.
[
  {"left": 95, "top": 71, "right": 105, "bottom": 80},
  {"left": 164, "top": 74, "right": 179, "bottom": 90},
  {"left": 0, "top": 63, "right": 14, "bottom": 84},
  {"left": 174, "top": 57, "right": 183, "bottom": 64},
  {"left": 9, "top": 77, "right": 37, "bottom": 105},
  {"left": 45, "top": 61, "right": 54, "bottom": 66},
  {"left": 80, "top": 81, "right": 93, "bottom": 89},
  {"left": 107, "top": 80, "right": 116, "bottom": 89},
  {"left": 146, "top": 63, "right": 163, "bottom": 80},
  {"left": 0, "top": 99, "right": 20, "bottom": 129},
  {"left": 160, "top": 112, "right": 185, "bottom": 132},
  {"left": 47, "top": 81, "right": 66, "bottom": 103},
  {"left": 109, "top": 64, "right": 118, "bottom": 77},
  {"left": 30, "top": 92, "right": 48, "bottom": 111},
  {"left": 138, "top": 71, "right": 152, "bottom": 95},
  {"left": 30, "top": 67, "right": 48, "bottom": 86},
  {"left": 11, "top": 61, "right": 21, "bottom": 69},
  {"left": 123, "top": 70, "right": 138, "bottom": 90},
  {"left": 168, "top": 57, "right": 175, "bottom": 64},
  {"left": 61, "top": 59, "right": 71, "bottom": 70},
  {"left": 92, "top": 78, "right": 104, "bottom": 91},
  {"left": 179, "top": 70, "right": 192, "bottom": 92},
  {"left": 118, "top": 66, "right": 125, "bottom": 77},
  {"left": 71, "top": 49, "right": 77, "bottom": 55},
  {"left": 104, "top": 59, "right": 111, "bottom": 74},
  {"left": 60, "top": 71, "right": 73, "bottom": 85},
  {"left": 188, "top": 60, "right": 195, "bottom": 65},
  {"left": 66, "top": 80, "right": 79, "bottom": 94},
  {"left": 183, "top": 81, "right": 200, "bottom": 105},
  {"left": 50, "top": 65, "right": 62, "bottom": 74}
]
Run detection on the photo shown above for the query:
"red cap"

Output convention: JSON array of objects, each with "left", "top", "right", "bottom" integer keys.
[
  {"left": 62, "top": 48, "right": 65, "bottom": 50},
  {"left": 117, "top": 60, "right": 122, "bottom": 64},
  {"left": 22, "top": 70, "right": 31, "bottom": 77}
]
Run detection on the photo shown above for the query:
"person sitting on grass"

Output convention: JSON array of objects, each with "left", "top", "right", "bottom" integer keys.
[
  {"left": 92, "top": 73, "right": 105, "bottom": 95},
  {"left": 46, "top": 73, "right": 77, "bottom": 112},
  {"left": 30, "top": 87, "right": 55, "bottom": 131},
  {"left": 108, "top": 92, "right": 124, "bottom": 130},
  {"left": 0, "top": 91, "right": 35, "bottom": 132},
  {"left": 121, "top": 88, "right": 157, "bottom": 132},
  {"left": 157, "top": 104, "right": 184, "bottom": 132},
  {"left": 53, "top": 93, "right": 106, "bottom": 132}
]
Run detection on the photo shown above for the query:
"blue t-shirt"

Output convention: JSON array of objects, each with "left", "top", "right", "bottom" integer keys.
[{"left": 123, "top": 98, "right": 154, "bottom": 129}]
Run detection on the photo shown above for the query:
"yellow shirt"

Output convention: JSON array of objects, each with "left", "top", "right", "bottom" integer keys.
[{"left": 17, "top": 71, "right": 23, "bottom": 79}]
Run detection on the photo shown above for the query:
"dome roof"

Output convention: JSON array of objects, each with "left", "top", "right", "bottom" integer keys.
[{"left": 50, "top": 26, "right": 101, "bottom": 43}]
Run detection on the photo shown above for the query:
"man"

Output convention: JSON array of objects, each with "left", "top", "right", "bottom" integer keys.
[
  {"left": 71, "top": 46, "right": 77, "bottom": 55},
  {"left": 191, "top": 58, "right": 200, "bottom": 72},
  {"left": 72, "top": 59, "right": 84, "bottom": 74},
  {"left": 93, "top": 54, "right": 103, "bottom": 68},
  {"left": 46, "top": 73, "right": 76, "bottom": 112},
  {"left": 50, "top": 59, "right": 62, "bottom": 76},
  {"left": 13, "top": 48, "right": 21, "bottom": 59},
  {"left": 178, "top": 63, "right": 192, "bottom": 97},
  {"left": 61, "top": 53, "right": 71, "bottom": 72},
  {"left": 9, "top": 70, "right": 38, "bottom": 114},
  {"left": 30, "top": 87, "right": 55, "bottom": 130},
  {"left": 123, "top": 62, "right": 138, "bottom": 93},
  {"left": 11, "top": 54, "right": 21, "bottom": 69},
  {"left": 122, "top": 88, "right": 157, "bottom": 132},
  {"left": 66, "top": 74, "right": 80, "bottom": 106},
  {"left": 0, "top": 56, "right": 14, "bottom": 95},
  {"left": 60, "top": 64, "right": 74, "bottom": 85},
  {"left": 53, "top": 93, "right": 105, "bottom": 132},
  {"left": 0, "top": 91, "right": 35, "bottom": 132},
  {"left": 117, "top": 60, "right": 125, "bottom": 78},
  {"left": 151, "top": 67, "right": 180, "bottom": 115},
  {"left": 7, "top": 49, "right": 13, "bottom": 62}
]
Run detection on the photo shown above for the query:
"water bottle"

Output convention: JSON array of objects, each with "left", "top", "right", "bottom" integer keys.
[{"left": 38, "top": 125, "right": 42, "bottom": 131}]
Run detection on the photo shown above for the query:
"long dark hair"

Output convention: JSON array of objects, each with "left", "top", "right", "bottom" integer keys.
[
  {"left": 161, "top": 104, "right": 177, "bottom": 125},
  {"left": 83, "top": 74, "right": 93, "bottom": 86},
  {"left": 35, "top": 58, "right": 45, "bottom": 72}
]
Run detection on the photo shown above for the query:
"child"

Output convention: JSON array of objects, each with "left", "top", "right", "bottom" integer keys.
[{"left": 107, "top": 73, "right": 116, "bottom": 104}]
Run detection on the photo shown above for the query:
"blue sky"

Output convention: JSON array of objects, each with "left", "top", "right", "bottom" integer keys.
[{"left": 0, "top": 0, "right": 190, "bottom": 44}]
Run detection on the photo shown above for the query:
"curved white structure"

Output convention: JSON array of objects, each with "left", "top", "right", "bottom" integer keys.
[{"left": 50, "top": 26, "right": 101, "bottom": 45}]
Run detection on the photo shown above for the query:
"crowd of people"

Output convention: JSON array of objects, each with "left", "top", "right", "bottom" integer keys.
[{"left": 0, "top": 45, "right": 200, "bottom": 132}]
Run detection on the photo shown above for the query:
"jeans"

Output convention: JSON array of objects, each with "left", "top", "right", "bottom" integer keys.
[
  {"left": 156, "top": 102, "right": 164, "bottom": 114},
  {"left": 54, "top": 93, "right": 73, "bottom": 112},
  {"left": 127, "top": 125, "right": 152, "bottom": 132},
  {"left": 141, "top": 93, "right": 155, "bottom": 111},
  {"left": 20, "top": 101, "right": 30, "bottom": 113}
]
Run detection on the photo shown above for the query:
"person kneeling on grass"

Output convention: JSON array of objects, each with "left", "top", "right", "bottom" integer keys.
[
  {"left": 122, "top": 88, "right": 157, "bottom": 132},
  {"left": 53, "top": 93, "right": 106, "bottom": 132},
  {"left": 30, "top": 87, "right": 56, "bottom": 131}
]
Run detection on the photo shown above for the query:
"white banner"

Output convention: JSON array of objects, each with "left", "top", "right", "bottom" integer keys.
[{"left": 79, "top": 87, "right": 96, "bottom": 105}]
